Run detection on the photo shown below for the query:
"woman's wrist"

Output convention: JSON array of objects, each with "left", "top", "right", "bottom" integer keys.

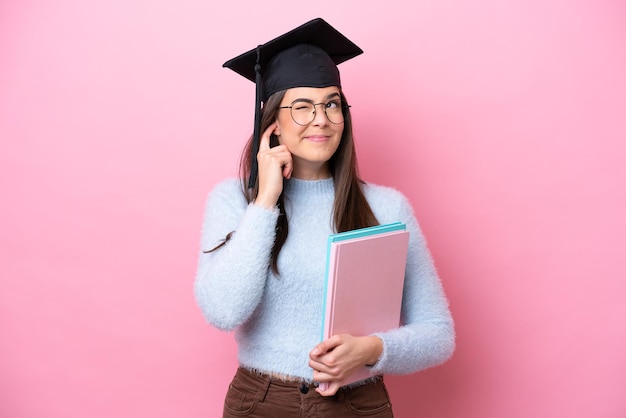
[
  {"left": 364, "top": 336, "right": 383, "bottom": 367},
  {"left": 253, "top": 193, "right": 278, "bottom": 209}
]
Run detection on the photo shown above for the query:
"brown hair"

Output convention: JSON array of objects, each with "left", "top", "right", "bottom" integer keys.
[{"left": 210, "top": 89, "right": 379, "bottom": 274}]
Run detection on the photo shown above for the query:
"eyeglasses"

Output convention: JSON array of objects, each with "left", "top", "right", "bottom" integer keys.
[{"left": 278, "top": 99, "right": 349, "bottom": 126}]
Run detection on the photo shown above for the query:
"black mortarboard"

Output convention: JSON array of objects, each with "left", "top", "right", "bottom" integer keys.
[{"left": 222, "top": 18, "right": 363, "bottom": 188}]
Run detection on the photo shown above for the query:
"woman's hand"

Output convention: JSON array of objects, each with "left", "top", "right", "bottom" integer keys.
[
  {"left": 254, "top": 122, "right": 293, "bottom": 209},
  {"left": 309, "top": 334, "right": 383, "bottom": 396}
]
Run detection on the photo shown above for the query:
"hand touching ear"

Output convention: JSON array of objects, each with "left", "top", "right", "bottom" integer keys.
[{"left": 254, "top": 122, "right": 293, "bottom": 209}]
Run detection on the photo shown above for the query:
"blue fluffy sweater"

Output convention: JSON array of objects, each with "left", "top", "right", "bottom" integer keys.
[{"left": 194, "top": 177, "right": 455, "bottom": 381}]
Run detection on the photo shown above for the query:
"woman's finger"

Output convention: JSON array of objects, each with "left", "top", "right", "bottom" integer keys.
[{"left": 258, "top": 122, "right": 277, "bottom": 151}]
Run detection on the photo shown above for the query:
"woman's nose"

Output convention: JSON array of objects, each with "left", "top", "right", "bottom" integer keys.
[{"left": 311, "top": 104, "right": 329, "bottom": 126}]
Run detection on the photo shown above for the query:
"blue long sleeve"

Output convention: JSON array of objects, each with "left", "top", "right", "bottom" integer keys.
[{"left": 194, "top": 177, "right": 455, "bottom": 380}]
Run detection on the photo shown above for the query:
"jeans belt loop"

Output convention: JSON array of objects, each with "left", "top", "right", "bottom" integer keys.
[{"left": 256, "top": 372, "right": 271, "bottom": 403}]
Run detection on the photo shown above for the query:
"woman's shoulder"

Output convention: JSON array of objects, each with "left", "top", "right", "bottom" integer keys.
[
  {"left": 205, "top": 177, "right": 247, "bottom": 207},
  {"left": 361, "top": 181, "right": 416, "bottom": 223},
  {"left": 362, "top": 181, "right": 409, "bottom": 204}
]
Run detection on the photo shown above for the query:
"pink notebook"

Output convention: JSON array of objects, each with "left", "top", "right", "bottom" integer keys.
[{"left": 319, "top": 222, "right": 409, "bottom": 390}]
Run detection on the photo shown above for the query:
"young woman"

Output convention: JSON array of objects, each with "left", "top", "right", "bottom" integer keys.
[{"left": 194, "top": 18, "right": 455, "bottom": 418}]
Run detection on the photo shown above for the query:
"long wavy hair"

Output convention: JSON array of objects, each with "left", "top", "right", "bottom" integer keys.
[{"left": 211, "top": 88, "right": 379, "bottom": 274}]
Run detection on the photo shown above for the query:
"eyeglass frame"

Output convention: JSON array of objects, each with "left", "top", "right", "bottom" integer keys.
[{"left": 278, "top": 99, "right": 351, "bottom": 126}]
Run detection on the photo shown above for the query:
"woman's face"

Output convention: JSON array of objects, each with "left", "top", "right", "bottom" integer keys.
[{"left": 274, "top": 86, "right": 344, "bottom": 180}]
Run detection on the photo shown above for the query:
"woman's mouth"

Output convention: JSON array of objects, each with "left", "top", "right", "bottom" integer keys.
[{"left": 304, "top": 135, "right": 329, "bottom": 142}]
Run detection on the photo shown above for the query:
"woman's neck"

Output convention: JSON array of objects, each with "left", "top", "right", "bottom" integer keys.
[{"left": 291, "top": 162, "right": 331, "bottom": 180}]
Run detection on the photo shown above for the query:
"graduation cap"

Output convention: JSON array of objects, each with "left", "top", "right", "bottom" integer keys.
[{"left": 223, "top": 18, "right": 363, "bottom": 188}]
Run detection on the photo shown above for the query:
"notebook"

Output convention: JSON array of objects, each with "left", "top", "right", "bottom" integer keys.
[{"left": 318, "top": 222, "right": 409, "bottom": 390}]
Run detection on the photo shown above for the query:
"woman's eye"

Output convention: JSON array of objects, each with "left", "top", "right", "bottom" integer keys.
[
  {"left": 293, "top": 103, "right": 312, "bottom": 111},
  {"left": 326, "top": 100, "right": 340, "bottom": 109}
]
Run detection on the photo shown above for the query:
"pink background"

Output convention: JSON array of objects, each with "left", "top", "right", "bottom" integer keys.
[{"left": 1, "top": 1, "right": 625, "bottom": 417}]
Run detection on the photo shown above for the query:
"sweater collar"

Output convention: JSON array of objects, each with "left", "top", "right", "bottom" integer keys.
[{"left": 283, "top": 177, "right": 335, "bottom": 199}]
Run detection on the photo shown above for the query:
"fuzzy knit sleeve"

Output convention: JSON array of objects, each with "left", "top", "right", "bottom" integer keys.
[
  {"left": 365, "top": 185, "right": 456, "bottom": 376},
  {"left": 194, "top": 178, "right": 279, "bottom": 331}
]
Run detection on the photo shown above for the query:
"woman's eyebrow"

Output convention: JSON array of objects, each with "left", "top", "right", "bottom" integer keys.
[{"left": 292, "top": 92, "right": 341, "bottom": 103}]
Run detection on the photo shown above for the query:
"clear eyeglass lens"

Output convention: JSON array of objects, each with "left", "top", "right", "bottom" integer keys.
[{"left": 290, "top": 101, "right": 344, "bottom": 125}]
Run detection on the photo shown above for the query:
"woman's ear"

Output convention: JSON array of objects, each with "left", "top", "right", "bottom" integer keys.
[{"left": 270, "top": 121, "right": 281, "bottom": 147}]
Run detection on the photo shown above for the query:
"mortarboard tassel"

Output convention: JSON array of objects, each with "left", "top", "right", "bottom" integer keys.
[{"left": 248, "top": 46, "right": 263, "bottom": 189}]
